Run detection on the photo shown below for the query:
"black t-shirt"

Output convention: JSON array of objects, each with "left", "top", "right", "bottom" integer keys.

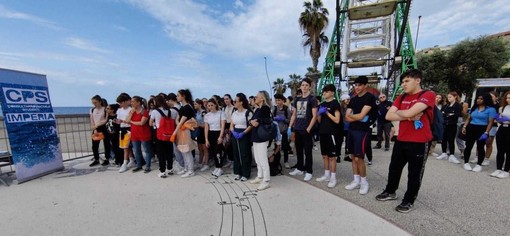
[
  {"left": 178, "top": 104, "right": 196, "bottom": 122},
  {"left": 292, "top": 95, "right": 318, "bottom": 131},
  {"left": 442, "top": 102, "right": 461, "bottom": 126},
  {"left": 348, "top": 92, "right": 377, "bottom": 131},
  {"left": 319, "top": 100, "right": 341, "bottom": 134},
  {"left": 377, "top": 100, "right": 393, "bottom": 123},
  {"left": 106, "top": 115, "right": 120, "bottom": 134}
]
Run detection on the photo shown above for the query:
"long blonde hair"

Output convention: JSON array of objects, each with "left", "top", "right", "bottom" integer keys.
[{"left": 258, "top": 90, "right": 272, "bottom": 107}]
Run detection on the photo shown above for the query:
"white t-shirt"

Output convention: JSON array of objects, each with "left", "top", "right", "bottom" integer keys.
[
  {"left": 150, "top": 108, "right": 170, "bottom": 129},
  {"left": 204, "top": 111, "right": 226, "bottom": 131},
  {"left": 90, "top": 106, "right": 107, "bottom": 127},
  {"left": 223, "top": 105, "right": 234, "bottom": 123},
  {"left": 231, "top": 109, "right": 253, "bottom": 129},
  {"left": 117, "top": 106, "right": 132, "bottom": 128},
  {"left": 501, "top": 105, "right": 510, "bottom": 126}
]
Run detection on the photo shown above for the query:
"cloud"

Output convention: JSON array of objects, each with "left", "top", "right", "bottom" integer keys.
[
  {"left": 113, "top": 24, "right": 130, "bottom": 32},
  {"left": 234, "top": 0, "right": 245, "bottom": 9},
  {"left": 62, "top": 37, "right": 111, "bottom": 53},
  {"left": 0, "top": 4, "right": 62, "bottom": 30}
]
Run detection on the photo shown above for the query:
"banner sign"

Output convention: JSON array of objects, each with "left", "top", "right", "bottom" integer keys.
[{"left": 0, "top": 68, "right": 63, "bottom": 183}]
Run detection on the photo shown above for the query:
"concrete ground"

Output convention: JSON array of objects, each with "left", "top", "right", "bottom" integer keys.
[{"left": 0, "top": 158, "right": 408, "bottom": 236}]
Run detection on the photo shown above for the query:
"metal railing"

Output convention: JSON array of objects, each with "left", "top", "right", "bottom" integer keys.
[{"left": 0, "top": 114, "right": 99, "bottom": 172}]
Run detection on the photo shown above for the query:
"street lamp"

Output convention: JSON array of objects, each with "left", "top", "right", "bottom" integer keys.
[{"left": 414, "top": 15, "right": 422, "bottom": 52}]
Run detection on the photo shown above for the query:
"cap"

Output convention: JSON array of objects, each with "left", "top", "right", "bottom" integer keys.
[
  {"left": 354, "top": 76, "right": 368, "bottom": 84},
  {"left": 340, "top": 94, "right": 350, "bottom": 101}
]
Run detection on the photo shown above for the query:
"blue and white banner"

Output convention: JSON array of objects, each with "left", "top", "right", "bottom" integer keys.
[{"left": 0, "top": 68, "right": 63, "bottom": 183}]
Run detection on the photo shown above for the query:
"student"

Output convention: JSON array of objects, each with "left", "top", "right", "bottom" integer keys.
[
  {"left": 289, "top": 78, "right": 318, "bottom": 182},
  {"left": 172, "top": 89, "right": 197, "bottom": 178},
  {"left": 149, "top": 95, "right": 174, "bottom": 178},
  {"left": 194, "top": 99, "right": 209, "bottom": 172},
  {"left": 315, "top": 84, "right": 342, "bottom": 188},
  {"left": 249, "top": 90, "right": 273, "bottom": 190},
  {"left": 461, "top": 93, "right": 496, "bottom": 172},
  {"left": 492, "top": 91, "right": 510, "bottom": 178},
  {"left": 106, "top": 103, "right": 123, "bottom": 166},
  {"left": 483, "top": 91, "right": 500, "bottom": 165},
  {"left": 125, "top": 96, "right": 152, "bottom": 173},
  {"left": 340, "top": 94, "right": 351, "bottom": 162},
  {"left": 230, "top": 93, "right": 253, "bottom": 181},
  {"left": 376, "top": 69, "right": 435, "bottom": 213},
  {"left": 344, "top": 76, "right": 377, "bottom": 195},
  {"left": 89, "top": 95, "right": 111, "bottom": 167},
  {"left": 204, "top": 99, "right": 226, "bottom": 177},
  {"left": 116, "top": 93, "right": 135, "bottom": 173},
  {"left": 273, "top": 94, "right": 292, "bottom": 169},
  {"left": 437, "top": 91, "right": 462, "bottom": 164},
  {"left": 375, "top": 93, "right": 392, "bottom": 151},
  {"left": 222, "top": 94, "right": 235, "bottom": 168},
  {"left": 166, "top": 93, "right": 185, "bottom": 171}
]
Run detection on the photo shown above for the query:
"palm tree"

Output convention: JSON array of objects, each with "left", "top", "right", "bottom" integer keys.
[
  {"left": 299, "top": 0, "right": 329, "bottom": 71},
  {"left": 287, "top": 74, "right": 302, "bottom": 97},
  {"left": 272, "top": 78, "right": 287, "bottom": 95}
]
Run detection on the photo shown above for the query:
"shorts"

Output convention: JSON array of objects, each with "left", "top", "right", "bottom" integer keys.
[
  {"left": 197, "top": 127, "right": 206, "bottom": 144},
  {"left": 347, "top": 130, "right": 370, "bottom": 158},
  {"left": 489, "top": 126, "right": 498, "bottom": 137},
  {"left": 319, "top": 134, "right": 339, "bottom": 157}
]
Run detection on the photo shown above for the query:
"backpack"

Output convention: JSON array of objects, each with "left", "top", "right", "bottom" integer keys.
[
  {"left": 155, "top": 108, "right": 176, "bottom": 141},
  {"left": 272, "top": 105, "right": 289, "bottom": 120},
  {"left": 399, "top": 90, "right": 444, "bottom": 141}
]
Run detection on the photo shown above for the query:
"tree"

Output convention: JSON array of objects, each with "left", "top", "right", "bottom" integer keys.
[
  {"left": 272, "top": 78, "right": 287, "bottom": 95},
  {"left": 417, "top": 36, "right": 510, "bottom": 95},
  {"left": 299, "top": 0, "right": 329, "bottom": 71},
  {"left": 287, "top": 74, "right": 302, "bottom": 97}
]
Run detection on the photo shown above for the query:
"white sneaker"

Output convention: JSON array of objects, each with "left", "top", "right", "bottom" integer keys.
[
  {"left": 327, "top": 178, "right": 337, "bottom": 188},
  {"left": 472, "top": 165, "right": 482, "bottom": 172},
  {"left": 345, "top": 180, "right": 360, "bottom": 190},
  {"left": 177, "top": 169, "right": 187, "bottom": 175},
  {"left": 469, "top": 158, "right": 477, "bottom": 164},
  {"left": 200, "top": 165, "right": 210, "bottom": 172},
  {"left": 436, "top": 153, "right": 448, "bottom": 160},
  {"left": 448, "top": 155, "right": 461, "bottom": 164},
  {"left": 158, "top": 172, "right": 167, "bottom": 178},
  {"left": 211, "top": 168, "right": 219, "bottom": 176},
  {"left": 316, "top": 174, "right": 330, "bottom": 182},
  {"left": 359, "top": 182, "right": 369, "bottom": 195},
  {"left": 496, "top": 171, "right": 510, "bottom": 179},
  {"left": 490, "top": 170, "right": 502, "bottom": 177},
  {"left": 214, "top": 169, "right": 224, "bottom": 177},
  {"left": 127, "top": 160, "right": 136, "bottom": 168},
  {"left": 166, "top": 169, "right": 174, "bottom": 175},
  {"left": 257, "top": 181, "right": 270, "bottom": 191},
  {"left": 119, "top": 163, "right": 128, "bottom": 173},
  {"left": 181, "top": 171, "right": 195, "bottom": 178},
  {"left": 289, "top": 169, "right": 304, "bottom": 176},
  {"left": 250, "top": 177, "right": 262, "bottom": 184},
  {"left": 284, "top": 162, "right": 290, "bottom": 169},
  {"left": 303, "top": 173, "right": 312, "bottom": 182},
  {"left": 431, "top": 153, "right": 439, "bottom": 157},
  {"left": 463, "top": 163, "right": 473, "bottom": 171},
  {"left": 481, "top": 159, "right": 490, "bottom": 166}
]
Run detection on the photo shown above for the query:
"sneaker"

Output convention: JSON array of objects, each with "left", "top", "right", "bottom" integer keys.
[
  {"left": 200, "top": 165, "right": 210, "bottom": 172},
  {"left": 250, "top": 177, "right": 262, "bottom": 184},
  {"left": 303, "top": 173, "right": 312, "bottom": 182},
  {"left": 284, "top": 162, "right": 290, "bottom": 169},
  {"left": 490, "top": 170, "right": 502, "bottom": 177},
  {"left": 257, "top": 181, "right": 270, "bottom": 191},
  {"left": 211, "top": 168, "right": 219, "bottom": 176},
  {"left": 374, "top": 145, "right": 382, "bottom": 149},
  {"left": 127, "top": 161, "right": 136, "bottom": 168},
  {"left": 431, "top": 153, "right": 439, "bottom": 157},
  {"left": 376, "top": 192, "right": 397, "bottom": 201},
  {"left": 367, "top": 161, "right": 372, "bottom": 166},
  {"left": 234, "top": 175, "right": 241, "bottom": 181},
  {"left": 289, "top": 169, "right": 305, "bottom": 176},
  {"left": 177, "top": 169, "right": 187, "bottom": 175},
  {"left": 359, "top": 182, "right": 369, "bottom": 195},
  {"left": 101, "top": 160, "right": 110, "bottom": 166},
  {"left": 158, "top": 172, "right": 167, "bottom": 178},
  {"left": 327, "top": 178, "right": 337, "bottom": 188},
  {"left": 166, "top": 169, "right": 174, "bottom": 175},
  {"left": 448, "top": 155, "right": 461, "bottom": 164},
  {"left": 469, "top": 158, "right": 477, "bottom": 164},
  {"left": 496, "top": 171, "right": 510, "bottom": 179},
  {"left": 213, "top": 169, "right": 224, "bottom": 177},
  {"left": 132, "top": 167, "right": 142, "bottom": 172},
  {"left": 240, "top": 177, "right": 248, "bottom": 182},
  {"left": 343, "top": 156, "right": 352, "bottom": 162},
  {"left": 463, "top": 163, "right": 473, "bottom": 171},
  {"left": 395, "top": 202, "right": 413, "bottom": 213},
  {"left": 181, "top": 171, "right": 195, "bottom": 178},
  {"left": 89, "top": 160, "right": 100, "bottom": 167},
  {"left": 472, "top": 165, "right": 482, "bottom": 172},
  {"left": 481, "top": 159, "right": 490, "bottom": 166},
  {"left": 144, "top": 168, "right": 151, "bottom": 173},
  {"left": 436, "top": 153, "right": 448, "bottom": 160},
  {"left": 344, "top": 180, "right": 360, "bottom": 190},
  {"left": 316, "top": 174, "right": 330, "bottom": 182},
  {"left": 119, "top": 163, "right": 128, "bottom": 173}
]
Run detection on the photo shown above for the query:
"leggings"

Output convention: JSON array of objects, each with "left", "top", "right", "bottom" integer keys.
[
  {"left": 463, "top": 124, "right": 487, "bottom": 165},
  {"left": 441, "top": 125, "right": 457, "bottom": 155},
  {"left": 496, "top": 126, "right": 510, "bottom": 171},
  {"left": 208, "top": 130, "right": 223, "bottom": 168}
]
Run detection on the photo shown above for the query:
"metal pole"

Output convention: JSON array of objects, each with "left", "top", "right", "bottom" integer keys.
[
  {"left": 264, "top": 57, "right": 273, "bottom": 97},
  {"left": 414, "top": 15, "right": 421, "bottom": 51},
  {"left": 336, "top": 0, "right": 341, "bottom": 81}
]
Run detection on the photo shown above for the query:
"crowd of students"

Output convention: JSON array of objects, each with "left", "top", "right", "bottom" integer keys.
[{"left": 88, "top": 69, "right": 510, "bottom": 213}]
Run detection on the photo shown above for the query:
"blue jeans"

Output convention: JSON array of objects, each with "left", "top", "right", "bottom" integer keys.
[
  {"left": 132, "top": 140, "right": 151, "bottom": 169},
  {"left": 173, "top": 143, "right": 185, "bottom": 168}
]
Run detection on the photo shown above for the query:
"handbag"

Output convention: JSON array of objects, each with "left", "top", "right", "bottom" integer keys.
[
  {"left": 257, "top": 122, "right": 276, "bottom": 142},
  {"left": 176, "top": 129, "right": 197, "bottom": 153},
  {"left": 92, "top": 132, "right": 105, "bottom": 141}
]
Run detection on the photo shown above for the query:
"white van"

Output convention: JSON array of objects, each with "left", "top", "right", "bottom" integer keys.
[{"left": 469, "top": 78, "right": 510, "bottom": 107}]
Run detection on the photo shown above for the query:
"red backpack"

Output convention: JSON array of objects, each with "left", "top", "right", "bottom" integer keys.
[{"left": 155, "top": 108, "right": 176, "bottom": 141}]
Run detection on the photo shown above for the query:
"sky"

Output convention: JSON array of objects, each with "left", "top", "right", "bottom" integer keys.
[{"left": 0, "top": 0, "right": 509, "bottom": 106}]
